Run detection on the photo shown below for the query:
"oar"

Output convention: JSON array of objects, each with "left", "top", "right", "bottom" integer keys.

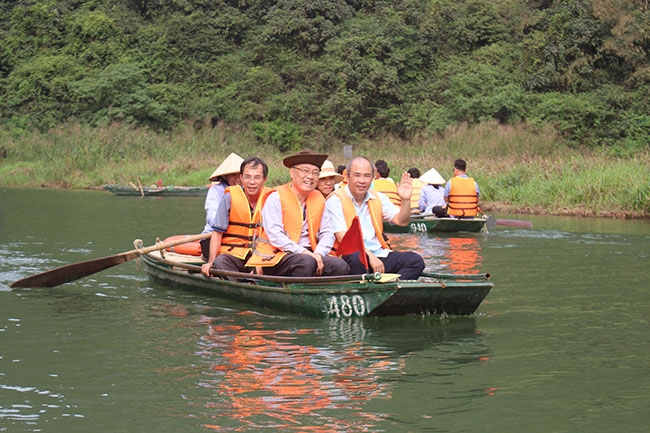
[
  {"left": 486, "top": 215, "right": 533, "bottom": 230},
  {"left": 10, "top": 233, "right": 211, "bottom": 289},
  {"left": 495, "top": 218, "right": 533, "bottom": 228},
  {"left": 421, "top": 271, "right": 491, "bottom": 281}
]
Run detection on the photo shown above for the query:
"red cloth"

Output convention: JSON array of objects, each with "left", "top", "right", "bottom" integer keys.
[{"left": 336, "top": 216, "right": 369, "bottom": 271}]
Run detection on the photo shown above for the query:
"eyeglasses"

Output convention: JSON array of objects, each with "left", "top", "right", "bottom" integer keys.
[
  {"left": 292, "top": 166, "right": 320, "bottom": 177},
  {"left": 242, "top": 175, "right": 264, "bottom": 182}
]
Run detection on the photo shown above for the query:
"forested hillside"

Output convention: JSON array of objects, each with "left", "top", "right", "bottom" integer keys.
[{"left": 2, "top": 0, "right": 650, "bottom": 153}]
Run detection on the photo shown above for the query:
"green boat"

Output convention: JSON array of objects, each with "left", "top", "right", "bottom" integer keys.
[
  {"left": 103, "top": 184, "right": 209, "bottom": 197},
  {"left": 384, "top": 215, "right": 489, "bottom": 234},
  {"left": 140, "top": 250, "right": 493, "bottom": 318}
]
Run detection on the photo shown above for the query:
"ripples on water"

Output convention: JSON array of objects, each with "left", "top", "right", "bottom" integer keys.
[{"left": 2, "top": 189, "right": 649, "bottom": 432}]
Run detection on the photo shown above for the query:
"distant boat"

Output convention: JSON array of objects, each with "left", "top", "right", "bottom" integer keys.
[
  {"left": 384, "top": 215, "right": 489, "bottom": 234},
  {"left": 103, "top": 184, "right": 209, "bottom": 197}
]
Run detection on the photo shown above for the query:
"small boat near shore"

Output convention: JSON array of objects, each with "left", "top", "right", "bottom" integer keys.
[
  {"left": 140, "top": 247, "right": 493, "bottom": 319},
  {"left": 103, "top": 184, "right": 209, "bottom": 197},
  {"left": 384, "top": 215, "right": 489, "bottom": 234}
]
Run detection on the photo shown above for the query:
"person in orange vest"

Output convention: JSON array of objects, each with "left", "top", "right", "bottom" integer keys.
[
  {"left": 334, "top": 165, "right": 348, "bottom": 190},
  {"left": 200, "top": 157, "right": 274, "bottom": 276},
  {"left": 246, "top": 149, "right": 350, "bottom": 277},
  {"left": 407, "top": 167, "right": 425, "bottom": 214},
  {"left": 433, "top": 159, "right": 481, "bottom": 218},
  {"left": 326, "top": 156, "right": 425, "bottom": 280},
  {"left": 200, "top": 152, "right": 245, "bottom": 260},
  {"left": 372, "top": 159, "right": 401, "bottom": 206}
]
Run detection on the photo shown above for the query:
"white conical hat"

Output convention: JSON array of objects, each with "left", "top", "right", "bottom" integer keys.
[
  {"left": 319, "top": 160, "right": 344, "bottom": 183},
  {"left": 419, "top": 167, "right": 446, "bottom": 185},
  {"left": 209, "top": 152, "right": 244, "bottom": 181}
]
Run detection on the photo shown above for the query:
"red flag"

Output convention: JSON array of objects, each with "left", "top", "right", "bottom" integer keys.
[{"left": 337, "top": 216, "right": 369, "bottom": 271}]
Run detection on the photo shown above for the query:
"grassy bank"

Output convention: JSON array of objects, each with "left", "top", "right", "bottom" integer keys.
[{"left": 1, "top": 121, "right": 648, "bottom": 218}]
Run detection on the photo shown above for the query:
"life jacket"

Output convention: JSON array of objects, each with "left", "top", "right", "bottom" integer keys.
[
  {"left": 410, "top": 178, "right": 425, "bottom": 213},
  {"left": 447, "top": 176, "right": 479, "bottom": 217},
  {"left": 246, "top": 183, "right": 325, "bottom": 267},
  {"left": 331, "top": 188, "right": 390, "bottom": 253},
  {"left": 372, "top": 178, "right": 401, "bottom": 207},
  {"left": 218, "top": 185, "right": 274, "bottom": 259}
]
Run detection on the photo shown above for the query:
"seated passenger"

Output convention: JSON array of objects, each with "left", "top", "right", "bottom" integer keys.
[
  {"left": 373, "top": 159, "right": 401, "bottom": 206},
  {"left": 201, "top": 157, "right": 274, "bottom": 277},
  {"left": 327, "top": 156, "right": 425, "bottom": 280},
  {"left": 316, "top": 160, "right": 343, "bottom": 198},
  {"left": 433, "top": 159, "right": 481, "bottom": 218},
  {"left": 246, "top": 149, "right": 350, "bottom": 277},
  {"left": 418, "top": 167, "right": 447, "bottom": 215},
  {"left": 407, "top": 167, "right": 425, "bottom": 214},
  {"left": 200, "top": 152, "right": 244, "bottom": 260}
]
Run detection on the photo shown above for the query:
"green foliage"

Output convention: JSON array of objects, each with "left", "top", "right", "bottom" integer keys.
[
  {"left": 2, "top": 54, "right": 84, "bottom": 130},
  {"left": 252, "top": 120, "right": 303, "bottom": 152},
  {"left": 528, "top": 92, "right": 608, "bottom": 146},
  {"left": 522, "top": 0, "right": 611, "bottom": 92},
  {"left": 261, "top": 0, "right": 354, "bottom": 55},
  {"left": 70, "top": 62, "right": 173, "bottom": 129},
  {"left": 0, "top": 0, "right": 650, "bottom": 152},
  {"left": 64, "top": 9, "right": 125, "bottom": 67}
]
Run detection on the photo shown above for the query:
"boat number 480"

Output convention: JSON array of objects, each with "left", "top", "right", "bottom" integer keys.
[{"left": 327, "top": 295, "right": 366, "bottom": 317}]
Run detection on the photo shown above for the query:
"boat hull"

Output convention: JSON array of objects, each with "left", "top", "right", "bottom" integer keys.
[
  {"left": 385, "top": 216, "right": 487, "bottom": 234},
  {"left": 141, "top": 253, "right": 492, "bottom": 318}
]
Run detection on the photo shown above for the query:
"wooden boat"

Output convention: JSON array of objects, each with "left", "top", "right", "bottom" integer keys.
[
  {"left": 140, "top": 249, "right": 493, "bottom": 319},
  {"left": 384, "top": 215, "right": 489, "bottom": 234},
  {"left": 102, "top": 184, "right": 209, "bottom": 197}
]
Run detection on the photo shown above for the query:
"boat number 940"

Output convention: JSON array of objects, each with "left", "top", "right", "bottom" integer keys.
[
  {"left": 410, "top": 222, "right": 428, "bottom": 233},
  {"left": 327, "top": 295, "right": 366, "bottom": 317}
]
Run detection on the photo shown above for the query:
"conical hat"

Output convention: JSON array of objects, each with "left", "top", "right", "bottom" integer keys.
[
  {"left": 419, "top": 167, "right": 446, "bottom": 185},
  {"left": 209, "top": 152, "right": 244, "bottom": 181},
  {"left": 319, "top": 160, "right": 344, "bottom": 183}
]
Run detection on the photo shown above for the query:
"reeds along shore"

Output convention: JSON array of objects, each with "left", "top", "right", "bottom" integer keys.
[{"left": 1, "top": 121, "right": 648, "bottom": 218}]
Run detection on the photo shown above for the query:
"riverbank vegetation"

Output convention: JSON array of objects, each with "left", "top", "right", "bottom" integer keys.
[
  {"left": 0, "top": 1, "right": 649, "bottom": 217},
  {"left": 1, "top": 121, "right": 648, "bottom": 218}
]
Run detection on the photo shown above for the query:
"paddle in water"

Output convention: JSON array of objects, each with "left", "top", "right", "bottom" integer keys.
[
  {"left": 485, "top": 215, "right": 533, "bottom": 230},
  {"left": 10, "top": 233, "right": 211, "bottom": 289}
]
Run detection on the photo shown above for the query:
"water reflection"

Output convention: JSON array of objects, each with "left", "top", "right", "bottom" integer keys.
[
  {"left": 191, "top": 313, "right": 488, "bottom": 432},
  {"left": 389, "top": 233, "right": 484, "bottom": 275}
]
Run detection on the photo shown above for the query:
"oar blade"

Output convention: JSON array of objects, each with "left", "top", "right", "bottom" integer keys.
[
  {"left": 10, "top": 233, "right": 211, "bottom": 289},
  {"left": 495, "top": 219, "right": 533, "bottom": 229},
  {"left": 10, "top": 251, "right": 137, "bottom": 288},
  {"left": 485, "top": 215, "right": 497, "bottom": 231}
]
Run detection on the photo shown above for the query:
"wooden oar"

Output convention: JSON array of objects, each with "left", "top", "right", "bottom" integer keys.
[
  {"left": 10, "top": 233, "right": 211, "bottom": 289},
  {"left": 486, "top": 215, "right": 533, "bottom": 230},
  {"left": 495, "top": 218, "right": 533, "bottom": 228},
  {"left": 421, "top": 271, "right": 491, "bottom": 281}
]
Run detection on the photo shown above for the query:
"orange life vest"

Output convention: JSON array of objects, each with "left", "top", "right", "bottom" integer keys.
[
  {"left": 447, "top": 176, "right": 479, "bottom": 217},
  {"left": 331, "top": 188, "right": 390, "bottom": 253},
  {"left": 372, "top": 178, "right": 401, "bottom": 207},
  {"left": 219, "top": 185, "right": 274, "bottom": 259},
  {"left": 246, "top": 183, "right": 325, "bottom": 267},
  {"left": 410, "top": 178, "right": 425, "bottom": 213}
]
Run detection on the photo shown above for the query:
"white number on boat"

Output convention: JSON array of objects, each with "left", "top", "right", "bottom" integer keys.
[
  {"left": 327, "top": 295, "right": 366, "bottom": 317},
  {"left": 409, "top": 222, "right": 428, "bottom": 233}
]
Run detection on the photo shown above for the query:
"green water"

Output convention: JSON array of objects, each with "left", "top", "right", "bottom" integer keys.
[{"left": 1, "top": 188, "right": 649, "bottom": 432}]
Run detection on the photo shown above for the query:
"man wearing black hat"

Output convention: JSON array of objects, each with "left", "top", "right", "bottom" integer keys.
[{"left": 246, "top": 149, "right": 350, "bottom": 277}]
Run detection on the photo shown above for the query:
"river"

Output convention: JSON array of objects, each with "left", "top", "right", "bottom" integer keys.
[{"left": 1, "top": 187, "right": 649, "bottom": 432}]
